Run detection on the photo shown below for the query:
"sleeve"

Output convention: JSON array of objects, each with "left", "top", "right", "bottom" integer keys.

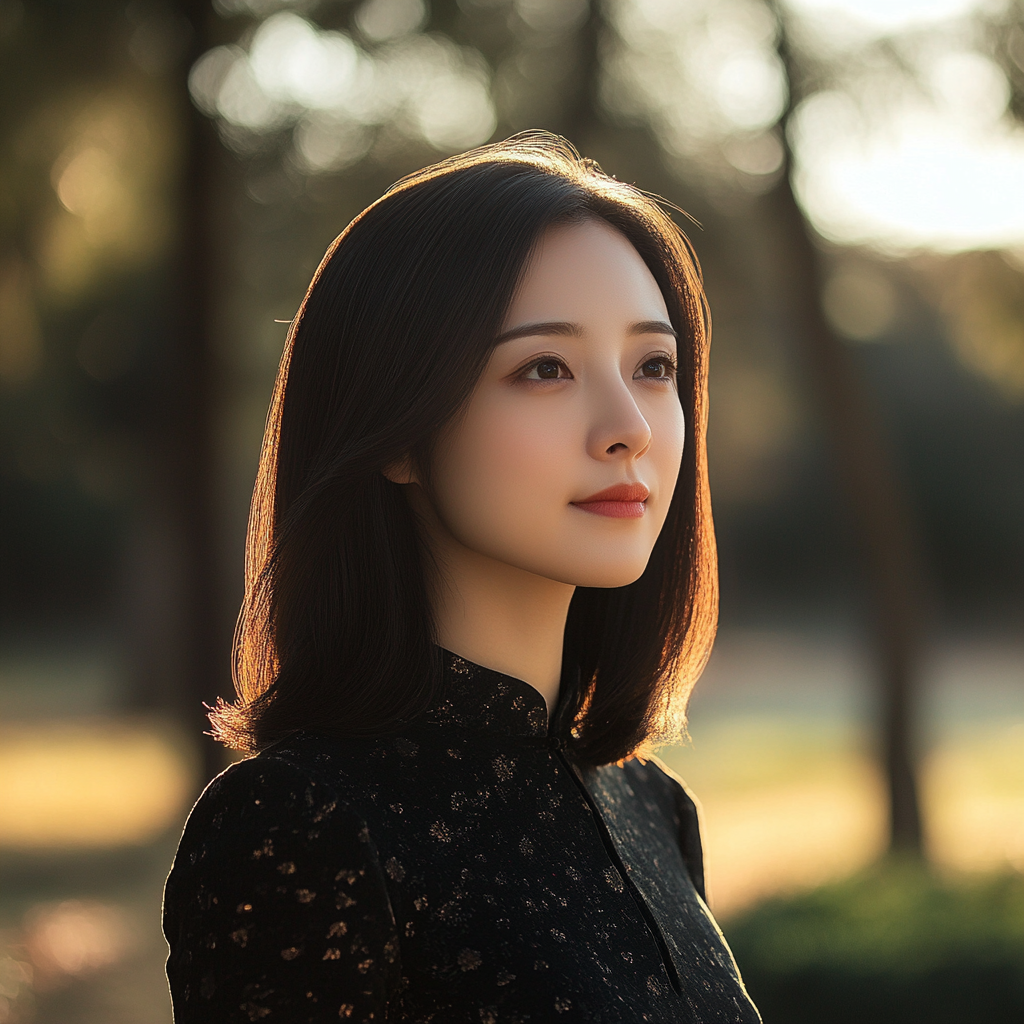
[
  {"left": 672, "top": 778, "right": 707, "bottom": 903},
  {"left": 162, "top": 755, "right": 402, "bottom": 1023},
  {"left": 646, "top": 755, "right": 707, "bottom": 903}
]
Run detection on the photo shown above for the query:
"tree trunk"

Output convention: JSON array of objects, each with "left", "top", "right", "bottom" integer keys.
[
  {"left": 768, "top": 8, "right": 926, "bottom": 853},
  {"left": 172, "top": 0, "right": 229, "bottom": 790}
]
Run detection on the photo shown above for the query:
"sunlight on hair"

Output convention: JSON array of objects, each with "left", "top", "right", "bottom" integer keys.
[
  {"left": 0, "top": 720, "right": 193, "bottom": 848},
  {"left": 217, "top": 130, "right": 717, "bottom": 763}
]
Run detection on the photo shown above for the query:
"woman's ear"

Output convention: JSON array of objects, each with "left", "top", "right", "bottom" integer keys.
[{"left": 381, "top": 454, "right": 419, "bottom": 485}]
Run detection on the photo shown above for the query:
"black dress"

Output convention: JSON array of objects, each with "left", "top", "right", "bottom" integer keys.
[{"left": 163, "top": 650, "right": 761, "bottom": 1023}]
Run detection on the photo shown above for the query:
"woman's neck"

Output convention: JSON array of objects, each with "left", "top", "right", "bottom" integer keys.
[
  {"left": 410, "top": 491, "right": 575, "bottom": 718},
  {"left": 432, "top": 559, "right": 574, "bottom": 719}
]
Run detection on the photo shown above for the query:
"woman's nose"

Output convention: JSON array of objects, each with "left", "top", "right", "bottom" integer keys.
[{"left": 585, "top": 378, "right": 652, "bottom": 461}]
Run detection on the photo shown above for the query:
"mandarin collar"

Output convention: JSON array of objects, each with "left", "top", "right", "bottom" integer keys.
[{"left": 419, "top": 648, "right": 570, "bottom": 740}]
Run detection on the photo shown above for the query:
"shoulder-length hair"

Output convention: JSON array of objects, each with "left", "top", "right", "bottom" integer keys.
[{"left": 210, "top": 132, "right": 717, "bottom": 767}]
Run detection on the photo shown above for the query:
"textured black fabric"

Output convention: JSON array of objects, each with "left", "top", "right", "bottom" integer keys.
[{"left": 163, "top": 650, "right": 761, "bottom": 1023}]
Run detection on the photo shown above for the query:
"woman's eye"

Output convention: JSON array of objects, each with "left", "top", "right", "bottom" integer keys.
[
  {"left": 637, "top": 358, "right": 675, "bottom": 379},
  {"left": 523, "top": 359, "right": 569, "bottom": 380}
]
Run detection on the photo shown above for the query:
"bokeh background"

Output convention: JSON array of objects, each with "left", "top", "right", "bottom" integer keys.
[{"left": 1, "top": 0, "right": 1022, "bottom": 1021}]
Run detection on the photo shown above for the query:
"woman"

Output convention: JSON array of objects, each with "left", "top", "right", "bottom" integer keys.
[{"left": 163, "top": 133, "right": 761, "bottom": 1023}]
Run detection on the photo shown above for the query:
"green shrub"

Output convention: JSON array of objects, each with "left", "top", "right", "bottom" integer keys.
[{"left": 724, "top": 863, "right": 1024, "bottom": 1024}]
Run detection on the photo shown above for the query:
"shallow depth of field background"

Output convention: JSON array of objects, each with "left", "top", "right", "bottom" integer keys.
[{"left": 1, "top": 1, "right": 1022, "bottom": 1022}]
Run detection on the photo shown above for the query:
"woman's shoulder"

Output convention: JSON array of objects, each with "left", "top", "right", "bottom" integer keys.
[
  {"left": 189, "top": 729, "right": 371, "bottom": 811},
  {"left": 163, "top": 735, "right": 393, "bottom": 945},
  {"left": 620, "top": 753, "right": 701, "bottom": 814},
  {"left": 163, "top": 738, "right": 403, "bottom": 1020},
  {"left": 616, "top": 753, "right": 707, "bottom": 900},
  {"left": 168, "top": 735, "right": 380, "bottom": 883},
  {"left": 185, "top": 740, "right": 336, "bottom": 825}
]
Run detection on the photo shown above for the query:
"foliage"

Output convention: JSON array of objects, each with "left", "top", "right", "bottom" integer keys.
[{"left": 725, "top": 863, "right": 1024, "bottom": 1024}]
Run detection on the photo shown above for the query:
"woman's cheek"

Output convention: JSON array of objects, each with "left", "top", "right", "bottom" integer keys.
[
  {"left": 648, "top": 403, "right": 684, "bottom": 489},
  {"left": 445, "top": 400, "right": 575, "bottom": 548},
  {"left": 480, "top": 406, "right": 569, "bottom": 517}
]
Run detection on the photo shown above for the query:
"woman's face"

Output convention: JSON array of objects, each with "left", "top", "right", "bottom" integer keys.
[{"left": 417, "top": 216, "right": 685, "bottom": 589}]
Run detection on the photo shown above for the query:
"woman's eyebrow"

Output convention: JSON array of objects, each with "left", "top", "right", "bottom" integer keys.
[
  {"left": 495, "top": 319, "right": 677, "bottom": 343},
  {"left": 495, "top": 321, "right": 584, "bottom": 343},
  {"left": 630, "top": 319, "right": 677, "bottom": 339}
]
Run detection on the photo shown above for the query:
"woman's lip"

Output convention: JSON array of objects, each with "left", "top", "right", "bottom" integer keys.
[
  {"left": 572, "top": 483, "right": 650, "bottom": 504},
  {"left": 572, "top": 500, "right": 646, "bottom": 519},
  {"left": 570, "top": 483, "right": 649, "bottom": 519}
]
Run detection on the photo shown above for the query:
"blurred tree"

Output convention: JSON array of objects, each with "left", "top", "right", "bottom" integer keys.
[
  {"left": 764, "top": 0, "right": 927, "bottom": 852},
  {"left": 0, "top": 0, "right": 238, "bottom": 788},
  {"left": 173, "top": 0, "right": 235, "bottom": 785},
  {"left": 0, "top": 1, "right": 181, "bottom": 643}
]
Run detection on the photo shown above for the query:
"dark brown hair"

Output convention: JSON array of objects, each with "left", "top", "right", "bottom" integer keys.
[{"left": 210, "top": 132, "right": 717, "bottom": 766}]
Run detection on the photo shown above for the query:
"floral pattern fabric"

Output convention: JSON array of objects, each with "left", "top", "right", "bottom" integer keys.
[{"left": 163, "top": 651, "right": 761, "bottom": 1023}]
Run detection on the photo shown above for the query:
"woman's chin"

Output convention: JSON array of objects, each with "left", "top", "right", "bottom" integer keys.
[
  {"left": 537, "top": 557, "right": 651, "bottom": 590},
  {"left": 577, "top": 569, "right": 648, "bottom": 589}
]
